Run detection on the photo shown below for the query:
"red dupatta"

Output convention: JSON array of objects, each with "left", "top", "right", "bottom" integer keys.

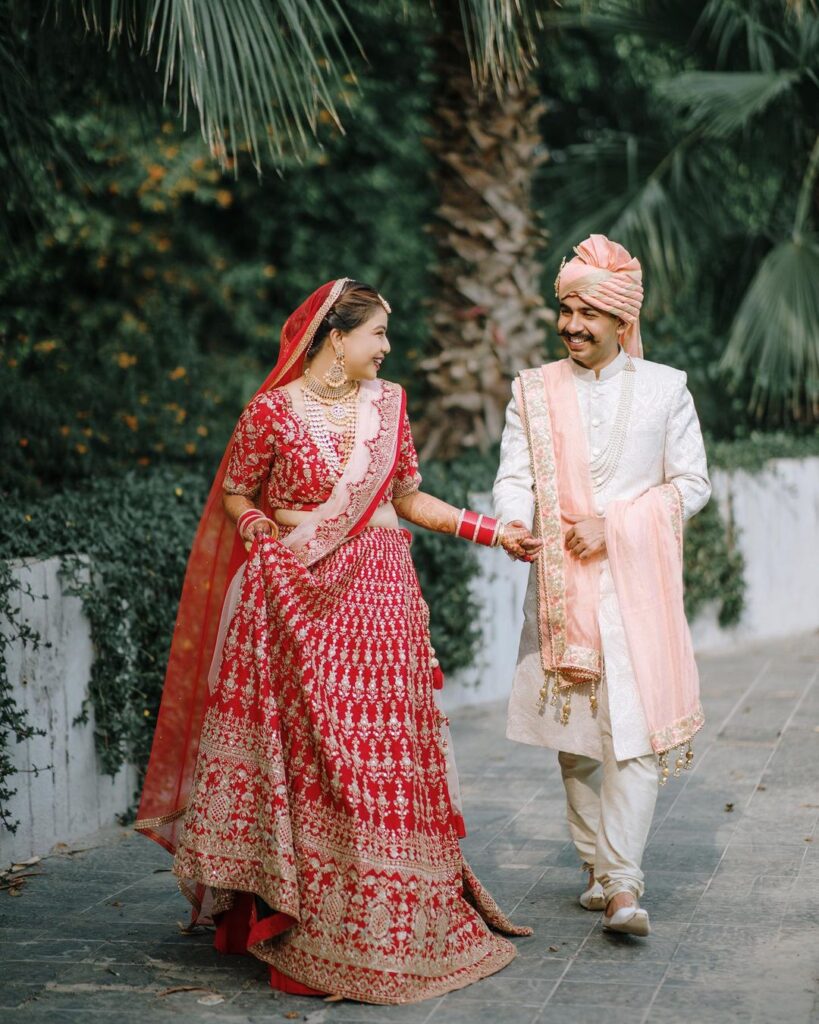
[{"left": 135, "top": 278, "right": 354, "bottom": 853}]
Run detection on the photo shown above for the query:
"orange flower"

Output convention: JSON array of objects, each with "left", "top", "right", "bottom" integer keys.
[
  {"left": 147, "top": 164, "right": 166, "bottom": 181},
  {"left": 18, "top": 438, "right": 29, "bottom": 447},
  {"left": 137, "top": 456, "right": 151, "bottom": 466},
  {"left": 34, "top": 339, "right": 59, "bottom": 353},
  {"left": 75, "top": 443, "right": 88, "bottom": 454},
  {"left": 263, "top": 264, "right": 276, "bottom": 278},
  {"left": 128, "top": 221, "right": 143, "bottom": 234},
  {"left": 59, "top": 425, "right": 70, "bottom": 437},
  {"left": 117, "top": 352, "right": 138, "bottom": 369},
  {"left": 215, "top": 189, "right": 233, "bottom": 208},
  {"left": 184, "top": 442, "right": 197, "bottom": 455},
  {"left": 122, "top": 414, "right": 139, "bottom": 432},
  {"left": 155, "top": 236, "right": 172, "bottom": 253},
  {"left": 196, "top": 424, "right": 208, "bottom": 437},
  {"left": 168, "top": 366, "right": 187, "bottom": 381}
]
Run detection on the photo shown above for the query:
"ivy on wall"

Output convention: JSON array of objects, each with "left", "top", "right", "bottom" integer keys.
[{"left": 1, "top": 431, "right": 798, "bottom": 830}]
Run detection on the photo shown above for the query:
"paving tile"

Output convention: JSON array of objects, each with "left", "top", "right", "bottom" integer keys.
[
  {"left": 543, "top": 980, "right": 659, "bottom": 1009},
  {"left": 1, "top": 634, "right": 816, "bottom": 1020}
]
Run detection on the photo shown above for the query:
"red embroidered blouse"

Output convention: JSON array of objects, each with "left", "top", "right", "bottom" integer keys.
[{"left": 223, "top": 386, "right": 422, "bottom": 510}]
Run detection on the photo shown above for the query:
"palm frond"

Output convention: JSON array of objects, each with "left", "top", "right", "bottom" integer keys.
[
  {"left": 541, "top": 135, "right": 721, "bottom": 313},
  {"left": 694, "top": 0, "right": 779, "bottom": 71},
  {"left": 538, "top": 0, "right": 699, "bottom": 49},
  {"left": 658, "top": 70, "right": 799, "bottom": 137},
  {"left": 457, "top": 0, "right": 542, "bottom": 92},
  {"left": 719, "top": 237, "right": 819, "bottom": 419},
  {"left": 66, "top": 0, "right": 359, "bottom": 169}
]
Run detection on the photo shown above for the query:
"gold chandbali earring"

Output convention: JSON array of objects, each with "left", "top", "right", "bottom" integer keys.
[{"left": 323, "top": 347, "right": 348, "bottom": 389}]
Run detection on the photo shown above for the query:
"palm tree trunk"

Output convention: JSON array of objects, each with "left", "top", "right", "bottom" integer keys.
[{"left": 417, "top": 27, "right": 550, "bottom": 460}]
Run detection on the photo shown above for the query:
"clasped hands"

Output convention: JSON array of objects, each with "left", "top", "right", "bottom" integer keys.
[
  {"left": 500, "top": 521, "right": 542, "bottom": 562},
  {"left": 500, "top": 516, "right": 607, "bottom": 562}
]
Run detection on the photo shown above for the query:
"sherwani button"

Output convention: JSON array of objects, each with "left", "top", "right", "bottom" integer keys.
[{"left": 591, "top": 418, "right": 601, "bottom": 427}]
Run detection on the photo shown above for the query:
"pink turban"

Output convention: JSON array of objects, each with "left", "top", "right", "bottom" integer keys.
[{"left": 555, "top": 234, "right": 644, "bottom": 358}]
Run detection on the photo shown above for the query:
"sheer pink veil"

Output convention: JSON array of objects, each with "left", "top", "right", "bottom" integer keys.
[{"left": 136, "top": 278, "right": 349, "bottom": 853}]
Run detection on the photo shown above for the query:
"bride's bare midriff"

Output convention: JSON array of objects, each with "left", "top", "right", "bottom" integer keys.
[{"left": 274, "top": 503, "right": 400, "bottom": 531}]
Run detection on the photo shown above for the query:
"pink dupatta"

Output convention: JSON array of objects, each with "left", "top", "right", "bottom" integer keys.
[{"left": 516, "top": 359, "right": 703, "bottom": 756}]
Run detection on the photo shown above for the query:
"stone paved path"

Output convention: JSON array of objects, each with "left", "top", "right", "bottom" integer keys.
[{"left": 1, "top": 633, "right": 817, "bottom": 1024}]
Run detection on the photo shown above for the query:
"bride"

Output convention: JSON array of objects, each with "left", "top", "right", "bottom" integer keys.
[{"left": 136, "top": 278, "right": 539, "bottom": 1004}]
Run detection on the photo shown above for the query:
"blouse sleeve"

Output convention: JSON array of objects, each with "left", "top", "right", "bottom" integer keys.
[
  {"left": 223, "top": 395, "right": 277, "bottom": 499},
  {"left": 391, "top": 406, "right": 423, "bottom": 499}
]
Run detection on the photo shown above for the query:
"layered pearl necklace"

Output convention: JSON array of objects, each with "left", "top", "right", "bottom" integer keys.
[
  {"left": 589, "top": 356, "right": 636, "bottom": 491},
  {"left": 301, "top": 368, "right": 359, "bottom": 475}
]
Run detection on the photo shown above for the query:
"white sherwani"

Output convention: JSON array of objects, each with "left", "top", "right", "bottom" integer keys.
[{"left": 493, "top": 350, "right": 710, "bottom": 762}]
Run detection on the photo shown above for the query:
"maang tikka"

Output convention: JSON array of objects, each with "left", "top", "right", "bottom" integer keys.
[{"left": 323, "top": 347, "right": 348, "bottom": 389}]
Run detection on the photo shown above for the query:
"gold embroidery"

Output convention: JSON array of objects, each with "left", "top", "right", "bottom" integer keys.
[
  {"left": 170, "top": 528, "right": 530, "bottom": 1004},
  {"left": 516, "top": 369, "right": 601, "bottom": 713}
]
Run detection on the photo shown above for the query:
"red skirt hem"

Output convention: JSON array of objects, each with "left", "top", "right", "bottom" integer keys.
[{"left": 214, "top": 893, "right": 326, "bottom": 997}]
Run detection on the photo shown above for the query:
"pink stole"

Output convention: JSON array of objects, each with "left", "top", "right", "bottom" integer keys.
[
  {"left": 516, "top": 359, "right": 703, "bottom": 754},
  {"left": 208, "top": 379, "right": 404, "bottom": 691},
  {"left": 280, "top": 379, "right": 404, "bottom": 566}
]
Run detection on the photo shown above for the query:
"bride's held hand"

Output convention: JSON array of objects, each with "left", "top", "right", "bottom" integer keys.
[
  {"left": 243, "top": 519, "right": 278, "bottom": 551},
  {"left": 501, "top": 521, "right": 543, "bottom": 562}
]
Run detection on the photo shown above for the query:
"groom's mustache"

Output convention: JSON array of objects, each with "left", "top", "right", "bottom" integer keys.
[{"left": 561, "top": 331, "right": 594, "bottom": 343}]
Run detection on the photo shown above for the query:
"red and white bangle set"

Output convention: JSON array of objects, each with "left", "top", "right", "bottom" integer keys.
[
  {"left": 455, "top": 509, "right": 504, "bottom": 547},
  {"left": 237, "top": 508, "right": 275, "bottom": 541}
]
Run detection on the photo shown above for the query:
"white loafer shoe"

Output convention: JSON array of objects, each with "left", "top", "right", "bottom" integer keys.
[
  {"left": 602, "top": 904, "right": 650, "bottom": 936},
  {"left": 579, "top": 880, "right": 606, "bottom": 911}
]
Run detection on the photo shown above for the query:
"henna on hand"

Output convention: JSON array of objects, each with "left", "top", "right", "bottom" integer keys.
[{"left": 501, "top": 520, "right": 543, "bottom": 562}]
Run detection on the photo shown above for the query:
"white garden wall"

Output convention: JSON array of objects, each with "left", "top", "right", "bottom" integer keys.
[
  {"left": 2, "top": 457, "right": 816, "bottom": 860},
  {"left": 0, "top": 557, "right": 136, "bottom": 865},
  {"left": 438, "top": 456, "right": 819, "bottom": 711}
]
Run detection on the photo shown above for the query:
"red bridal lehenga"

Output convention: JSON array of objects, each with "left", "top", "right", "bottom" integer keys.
[{"left": 135, "top": 280, "right": 529, "bottom": 1004}]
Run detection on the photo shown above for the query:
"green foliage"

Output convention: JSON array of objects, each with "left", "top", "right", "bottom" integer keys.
[
  {"left": 0, "top": 470, "right": 208, "bottom": 790},
  {"left": 0, "top": 452, "right": 488, "bottom": 828},
  {"left": 536, "top": 0, "right": 819, "bottom": 427},
  {"left": 0, "top": 561, "right": 48, "bottom": 832},
  {"left": 412, "top": 449, "right": 501, "bottom": 673},
  {"left": 0, "top": 0, "right": 438, "bottom": 498},
  {"left": 708, "top": 430, "right": 819, "bottom": 472},
  {"left": 683, "top": 497, "right": 745, "bottom": 628}
]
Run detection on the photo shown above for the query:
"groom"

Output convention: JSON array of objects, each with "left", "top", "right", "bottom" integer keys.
[{"left": 493, "top": 235, "right": 710, "bottom": 935}]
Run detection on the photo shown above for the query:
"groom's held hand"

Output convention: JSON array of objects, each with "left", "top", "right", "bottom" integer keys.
[
  {"left": 501, "top": 521, "right": 543, "bottom": 562},
  {"left": 565, "top": 517, "right": 606, "bottom": 559}
]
